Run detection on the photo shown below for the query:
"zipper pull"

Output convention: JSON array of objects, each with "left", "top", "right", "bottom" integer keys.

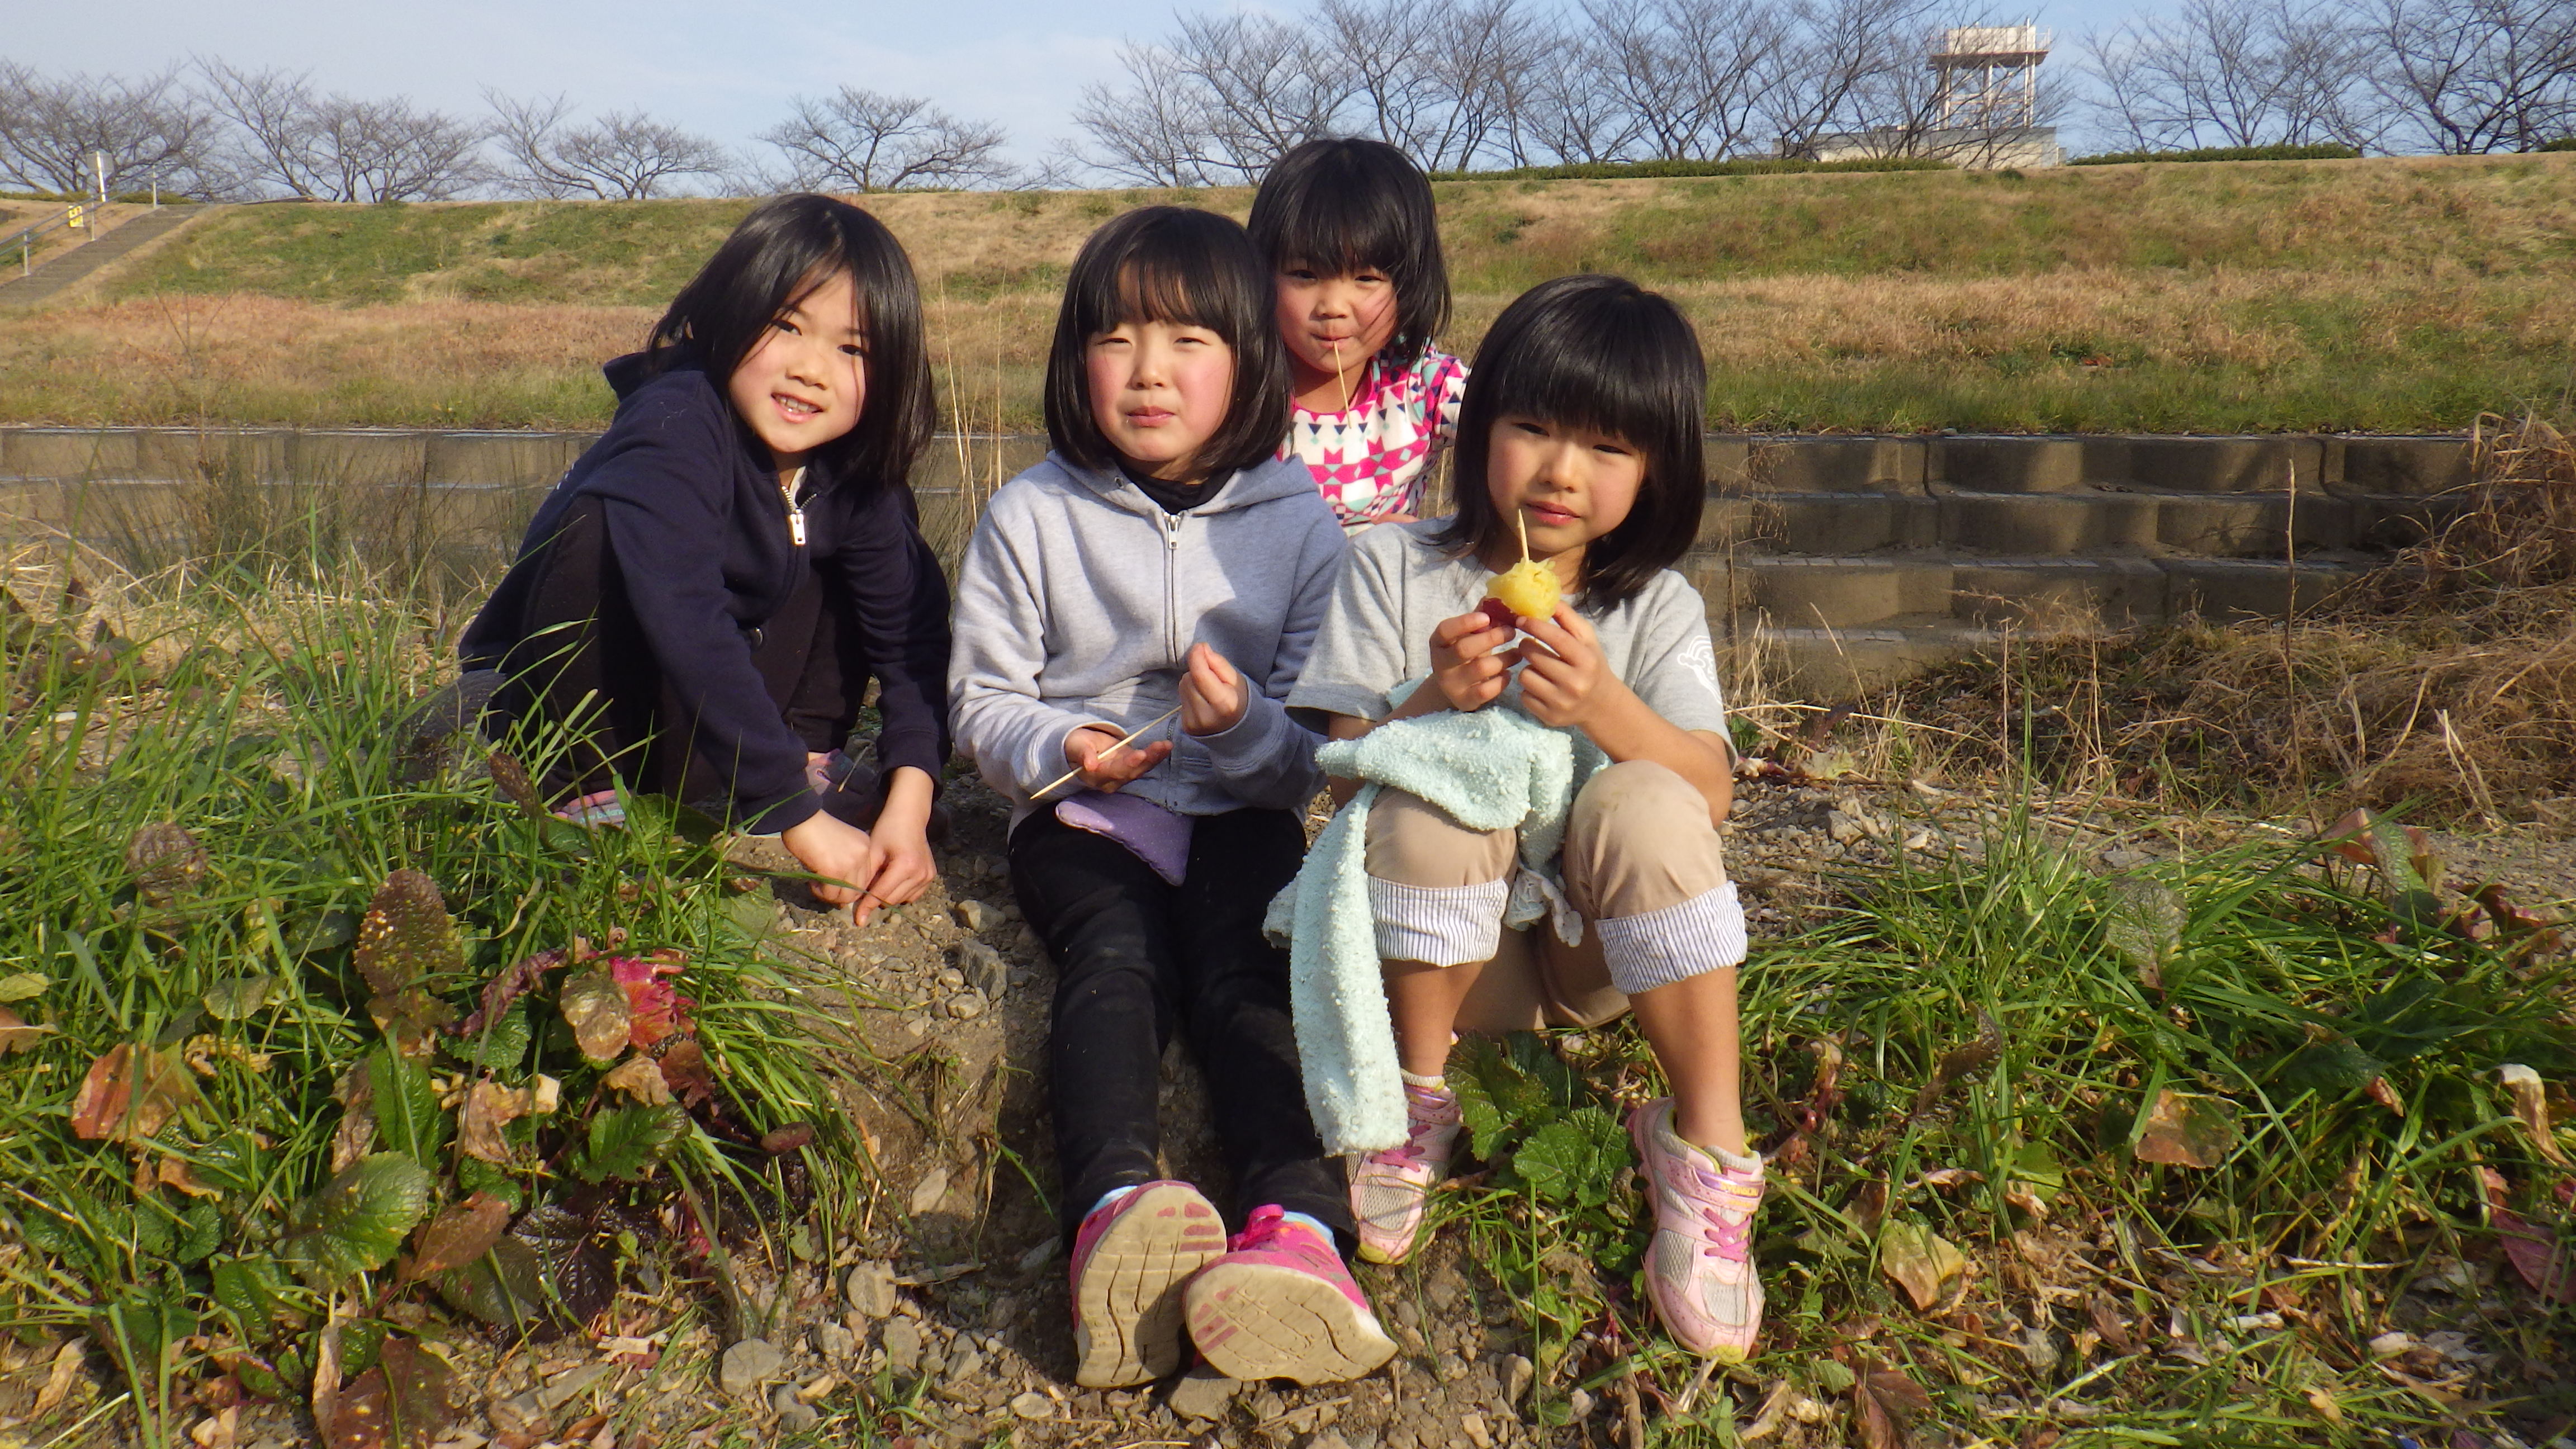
[{"left": 788, "top": 507, "right": 807, "bottom": 547}]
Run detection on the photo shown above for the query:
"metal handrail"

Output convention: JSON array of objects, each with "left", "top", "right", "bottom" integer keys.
[{"left": 3, "top": 205, "right": 90, "bottom": 280}]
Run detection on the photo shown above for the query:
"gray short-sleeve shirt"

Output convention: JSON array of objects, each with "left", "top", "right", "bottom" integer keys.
[{"left": 1289, "top": 520, "right": 1728, "bottom": 735}]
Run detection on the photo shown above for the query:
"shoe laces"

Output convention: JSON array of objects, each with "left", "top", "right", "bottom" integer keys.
[
  {"left": 1364, "top": 1086, "right": 1459, "bottom": 1171},
  {"left": 1229, "top": 1204, "right": 1338, "bottom": 1270},
  {"left": 1677, "top": 1161, "right": 1762, "bottom": 1262}
]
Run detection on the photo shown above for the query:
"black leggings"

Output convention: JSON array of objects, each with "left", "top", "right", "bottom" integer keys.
[
  {"left": 482, "top": 495, "right": 881, "bottom": 825},
  {"left": 1009, "top": 806, "right": 1352, "bottom": 1249}
]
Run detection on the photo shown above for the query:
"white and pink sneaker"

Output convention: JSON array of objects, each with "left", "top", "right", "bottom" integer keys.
[
  {"left": 1629, "top": 1098, "right": 1767, "bottom": 1362},
  {"left": 1066, "top": 1181, "right": 1229, "bottom": 1388},
  {"left": 1348, "top": 1081, "right": 1462, "bottom": 1265},
  {"left": 1183, "top": 1206, "right": 1398, "bottom": 1384}
]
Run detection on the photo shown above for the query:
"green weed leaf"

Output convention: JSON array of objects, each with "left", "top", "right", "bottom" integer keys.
[
  {"left": 210, "top": 1256, "right": 296, "bottom": 1332},
  {"left": 177, "top": 1200, "right": 222, "bottom": 1262},
  {"left": 574, "top": 1103, "right": 686, "bottom": 1184},
  {"left": 203, "top": 973, "right": 283, "bottom": 1020},
  {"left": 1515, "top": 1106, "right": 1627, "bottom": 1208},
  {"left": 445, "top": 1001, "right": 531, "bottom": 1073},
  {"left": 367, "top": 1046, "right": 447, "bottom": 1173},
  {"left": 282, "top": 1153, "right": 434, "bottom": 1286},
  {"left": 0, "top": 972, "right": 46, "bottom": 1002}
]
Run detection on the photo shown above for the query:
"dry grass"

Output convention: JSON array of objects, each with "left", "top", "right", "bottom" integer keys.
[{"left": 1881, "top": 409, "right": 2576, "bottom": 822}]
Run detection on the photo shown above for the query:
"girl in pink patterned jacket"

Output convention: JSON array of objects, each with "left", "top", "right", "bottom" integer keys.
[{"left": 1250, "top": 139, "right": 1467, "bottom": 532}]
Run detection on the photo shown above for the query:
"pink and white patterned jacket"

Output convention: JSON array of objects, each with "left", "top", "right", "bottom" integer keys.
[{"left": 1280, "top": 346, "right": 1469, "bottom": 531}]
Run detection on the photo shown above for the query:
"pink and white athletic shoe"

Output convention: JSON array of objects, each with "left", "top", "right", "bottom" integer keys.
[
  {"left": 1183, "top": 1206, "right": 1399, "bottom": 1384},
  {"left": 1629, "top": 1098, "right": 1767, "bottom": 1362},
  {"left": 1066, "top": 1181, "right": 1229, "bottom": 1388},
  {"left": 1348, "top": 1081, "right": 1462, "bottom": 1264}
]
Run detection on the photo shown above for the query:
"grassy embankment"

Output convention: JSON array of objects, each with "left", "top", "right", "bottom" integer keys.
[{"left": 2, "top": 154, "right": 2573, "bottom": 433}]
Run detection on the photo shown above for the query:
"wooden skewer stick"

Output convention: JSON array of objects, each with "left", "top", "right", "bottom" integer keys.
[
  {"left": 1516, "top": 504, "right": 1530, "bottom": 562},
  {"left": 1028, "top": 704, "right": 1184, "bottom": 802}
]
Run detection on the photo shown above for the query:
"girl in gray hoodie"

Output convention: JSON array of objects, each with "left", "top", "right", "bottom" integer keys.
[{"left": 949, "top": 207, "right": 1395, "bottom": 1390}]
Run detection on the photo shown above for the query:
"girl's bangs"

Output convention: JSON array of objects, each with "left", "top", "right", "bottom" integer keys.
[
  {"left": 1106, "top": 255, "right": 1218, "bottom": 334},
  {"left": 1272, "top": 195, "right": 1407, "bottom": 277},
  {"left": 1483, "top": 330, "right": 1660, "bottom": 447}
]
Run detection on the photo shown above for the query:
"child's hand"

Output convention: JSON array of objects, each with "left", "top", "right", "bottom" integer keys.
[
  {"left": 853, "top": 765, "right": 938, "bottom": 926},
  {"left": 1426, "top": 608, "right": 1514, "bottom": 713},
  {"left": 1064, "top": 726, "right": 1173, "bottom": 793},
  {"left": 1513, "top": 605, "right": 1623, "bottom": 731},
  {"left": 780, "top": 812, "right": 882, "bottom": 908},
  {"left": 1180, "top": 642, "right": 1248, "bottom": 736}
]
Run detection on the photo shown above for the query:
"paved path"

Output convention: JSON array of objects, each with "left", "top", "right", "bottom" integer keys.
[{"left": 0, "top": 205, "right": 219, "bottom": 309}]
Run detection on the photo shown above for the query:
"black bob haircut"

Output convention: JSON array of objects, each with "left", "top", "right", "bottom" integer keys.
[
  {"left": 1248, "top": 138, "right": 1451, "bottom": 367},
  {"left": 1436, "top": 275, "right": 1707, "bottom": 612},
  {"left": 645, "top": 193, "right": 935, "bottom": 490},
  {"left": 1044, "top": 206, "right": 1292, "bottom": 480}
]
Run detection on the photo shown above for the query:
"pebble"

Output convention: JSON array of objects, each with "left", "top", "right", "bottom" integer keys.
[
  {"left": 1437, "top": 1353, "right": 1470, "bottom": 1382},
  {"left": 955, "top": 899, "right": 996, "bottom": 931},
  {"left": 1502, "top": 1353, "right": 1533, "bottom": 1405},
  {"left": 1461, "top": 1414, "right": 1492, "bottom": 1449},
  {"left": 537, "top": 1362, "right": 615, "bottom": 1410},
  {"left": 1009, "top": 1391, "right": 1054, "bottom": 1420},
  {"left": 1167, "top": 1366, "right": 1240, "bottom": 1422},
  {"left": 882, "top": 1318, "right": 924, "bottom": 1376},
  {"left": 937, "top": 967, "right": 967, "bottom": 989},
  {"left": 487, "top": 1392, "right": 548, "bottom": 1438},
  {"left": 1017, "top": 1236, "right": 1062, "bottom": 1271},
  {"left": 1567, "top": 1388, "right": 1595, "bottom": 1419},
  {"left": 956, "top": 940, "right": 1009, "bottom": 997},
  {"left": 1305, "top": 1434, "right": 1355, "bottom": 1449},
  {"left": 910, "top": 1166, "right": 952, "bottom": 1214},
  {"left": 846, "top": 1262, "right": 898, "bottom": 1318},
  {"left": 947, "top": 993, "right": 986, "bottom": 1019},
  {"left": 718, "top": 1338, "right": 783, "bottom": 1397},
  {"left": 769, "top": 1384, "right": 820, "bottom": 1432},
  {"left": 815, "top": 1322, "right": 856, "bottom": 1361},
  {"left": 945, "top": 1347, "right": 982, "bottom": 1385},
  {"left": 2368, "top": 1330, "right": 2418, "bottom": 1358}
]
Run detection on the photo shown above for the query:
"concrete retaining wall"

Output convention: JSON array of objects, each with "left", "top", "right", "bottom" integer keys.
[{"left": 0, "top": 425, "right": 2476, "bottom": 697}]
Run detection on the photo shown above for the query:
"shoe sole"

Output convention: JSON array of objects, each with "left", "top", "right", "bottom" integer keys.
[
  {"left": 1628, "top": 1103, "right": 1760, "bottom": 1363},
  {"left": 1072, "top": 1183, "right": 1229, "bottom": 1389},
  {"left": 1184, "top": 1259, "right": 1400, "bottom": 1385}
]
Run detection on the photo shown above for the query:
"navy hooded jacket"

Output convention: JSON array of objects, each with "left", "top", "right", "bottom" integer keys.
[{"left": 461, "top": 351, "right": 951, "bottom": 832}]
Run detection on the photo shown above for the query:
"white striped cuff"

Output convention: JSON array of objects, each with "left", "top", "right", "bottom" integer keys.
[
  {"left": 1595, "top": 882, "right": 1749, "bottom": 995},
  {"left": 1367, "top": 875, "right": 1512, "bottom": 968}
]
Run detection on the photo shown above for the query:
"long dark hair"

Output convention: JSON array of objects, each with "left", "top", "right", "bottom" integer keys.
[
  {"left": 1043, "top": 206, "right": 1291, "bottom": 479},
  {"left": 1436, "top": 275, "right": 1706, "bottom": 610},
  {"left": 646, "top": 193, "right": 934, "bottom": 489},
  {"left": 1248, "top": 138, "right": 1450, "bottom": 367}
]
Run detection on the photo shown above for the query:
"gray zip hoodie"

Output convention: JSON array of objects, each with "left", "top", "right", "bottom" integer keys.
[{"left": 949, "top": 451, "right": 1347, "bottom": 825}]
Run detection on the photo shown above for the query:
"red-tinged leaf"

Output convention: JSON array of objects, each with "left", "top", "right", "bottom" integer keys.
[
  {"left": 377, "top": 1339, "right": 455, "bottom": 1448},
  {"left": 323, "top": 1366, "right": 386, "bottom": 1449},
  {"left": 352, "top": 872, "right": 463, "bottom": 997},
  {"left": 1852, "top": 1357, "right": 1933, "bottom": 1449},
  {"left": 657, "top": 1039, "right": 717, "bottom": 1108},
  {"left": 2473, "top": 884, "right": 2563, "bottom": 956},
  {"left": 458, "top": 950, "right": 564, "bottom": 1038},
  {"left": 558, "top": 967, "right": 629, "bottom": 1064},
  {"left": 70, "top": 1043, "right": 199, "bottom": 1142},
  {"left": 405, "top": 1194, "right": 512, "bottom": 1281},
  {"left": 761, "top": 1123, "right": 815, "bottom": 1155},
  {"left": 2478, "top": 1167, "right": 2575, "bottom": 1301},
  {"left": 608, "top": 955, "right": 693, "bottom": 1049},
  {"left": 0, "top": 1005, "right": 51, "bottom": 1054},
  {"left": 2133, "top": 1088, "right": 2238, "bottom": 1168}
]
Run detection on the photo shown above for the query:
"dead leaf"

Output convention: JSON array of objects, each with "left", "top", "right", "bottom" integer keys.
[
  {"left": 2499, "top": 1065, "right": 2568, "bottom": 1166},
  {"left": 2133, "top": 1088, "right": 2239, "bottom": 1168},
  {"left": 657, "top": 1040, "right": 716, "bottom": 1107},
  {"left": 457, "top": 1081, "right": 533, "bottom": 1165},
  {"left": 2305, "top": 1386, "right": 2345, "bottom": 1425},
  {"left": 2366, "top": 1077, "right": 2407, "bottom": 1115},
  {"left": 1741, "top": 1379, "right": 1795, "bottom": 1441},
  {"left": 1850, "top": 1357, "right": 1932, "bottom": 1449},
  {"left": 558, "top": 966, "right": 630, "bottom": 1064},
  {"left": 127, "top": 822, "right": 209, "bottom": 904},
  {"left": 190, "top": 1406, "right": 239, "bottom": 1449},
  {"left": 376, "top": 1338, "right": 456, "bottom": 1447},
  {"left": 405, "top": 1194, "right": 512, "bottom": 1281},
  {"left": 324, "top": 1367, "right": 388, "bottom": 1449},
  {"left": 0, "top": 1004, "right": 53, "bottom": 1054},
  {"left": 69, "top": 1044, "right": 200, "bottom": 1142},
  {"left": 2478, "top": 1167, "right": 2575, "bottom": 1301},
  {"left": 158, "top": 1158, "right": 224, "bottom": 1199},
  {"left": 600, "top": 1055, "right": 671, "bottom": 1106},
  {"left": 329, "top": 1106, "right": 377, "bottom": 1174},
  {"left": 32, "top": 1337, "right": 86, "bottom": 1415},
  {"left": 2087, "top": 1294, "right": 2135, "bottom": 1355},
  {"left": 1879, "top": 1220, "right": 1967, "bottom": 1311},
  {"left": 458, "top": 948, "right": 565, "bottom": 1038},
  {"left": 760, "top": 1123, "right": 815, "bottom": 1155},
  {"left": 1910, "top": 1011, "right": 2002, "bottom": 1117},
  {"left": 1851, "top": 1178, "right": 1891, "bottom": 1236}
]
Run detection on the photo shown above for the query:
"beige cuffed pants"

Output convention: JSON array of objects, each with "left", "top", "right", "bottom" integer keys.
[{"left": 1362, "top": 759, "right": 1749, "bottom": 1031}]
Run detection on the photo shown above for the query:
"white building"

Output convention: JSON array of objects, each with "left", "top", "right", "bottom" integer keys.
[{"left": 1788, "top": 23, "right": 2063, "bottom": 170}]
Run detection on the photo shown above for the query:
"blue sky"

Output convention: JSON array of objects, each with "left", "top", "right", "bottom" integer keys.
[{"left": 11, "top": 0, "right": 2162, "bottom": 176}]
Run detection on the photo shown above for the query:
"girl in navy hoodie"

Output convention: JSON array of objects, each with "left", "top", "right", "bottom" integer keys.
[{"left": 463, "top": 194, "right": 950, "bottom": 923}]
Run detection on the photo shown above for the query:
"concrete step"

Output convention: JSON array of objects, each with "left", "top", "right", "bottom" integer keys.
[
  {"left": 1718, "top": 432, "right": 2473, "bottom": 497},
  {"left": 0, "top": 205, "right": 218, "bottom": 307},
  {"left": 1697, "top": 487, "right": 2460, "bottom": 556},
  {"left": 1701, "top": 552, "right": 2373, "bottom": 631}
]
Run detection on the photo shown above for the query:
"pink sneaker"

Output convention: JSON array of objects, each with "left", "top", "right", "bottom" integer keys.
[
  {"left": 1348, "top": 1082, "right": 1462, "bottom": 1265},
  {"left": 1629, "top": 1098, "right": 1766, "bottom": 1362},
  {"left": 1067, "top": 1181, "right": 1229, "bottom": 1388},
  {"left": 1183, "top": 1206, "right": 1398, "bottom": 1384}
]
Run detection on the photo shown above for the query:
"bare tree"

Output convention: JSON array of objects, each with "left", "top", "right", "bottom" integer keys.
[
  {"left": 1074, "top": 46, "right": 1233, "bottom": 184},
  {"left": 488, "top": 93, "right": 728, "bottom": 198},
  {"left": 1415, "top": 0, "right": 1548, "bottom": 169},
  {"left": 1511, "top": 21, "right": 1651, "bottom": 163},
  {"left": 2369, "top": 0, "right": 2576, "bottom": 151},
  {"left": 0, "top": 61, "right": 219, "bottom": 197},
  {"left": 201, "top": 61, "right": 484, "bottom": 200},
  {"left": 1075, "top": 13, "right": 1350, "bottom": 183},
  {"left": 1319, "top": 0, "right": 1452, "bottom": 160},
  {"left": 1586, "top": 0, "right": 1790, "bottom": 159},
  {"left": 2082, "top": 0, "right": 2382, "bottom": 150},
  {"left": 1764, "top": 0, "right": 1940, "bottom": 157},
  {"left": 759, "top": 88, "right": 1011, "bottom": 191}
]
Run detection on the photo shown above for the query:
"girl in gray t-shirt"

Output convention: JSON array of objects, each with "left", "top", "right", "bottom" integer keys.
[{"left": 1286, "top": 274, "right": 1770, "bottom": 1364}]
